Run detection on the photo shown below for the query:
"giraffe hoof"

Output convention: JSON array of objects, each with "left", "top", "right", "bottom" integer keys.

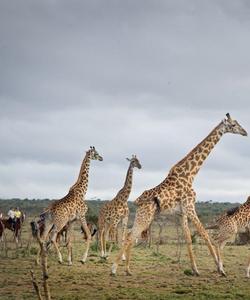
[
  {"left": 110, "top": 272, "right": 116, "bottom": 277},
  {"left": 220, "top": 271, "right": 226, "bottom": 277},
  {"left": 44, "top": 273, "right": 49, "bottom": 280},
  {"left": 68, "top": 262, "right": 72, "bottom": 266},
  {"left": 217, "top": 267, "right": 226, "bottom": 277},
  {"left": 100, "top": 256, "right": 108, "bottom": 260},
  {"left": 126, "top": 270, "right": 132, "bottom": 276},
  {"left": 80, "top": 260, "right": 86, "bottom": 264},
  {"left": 192, "top": 270, "right": 200, "bottom": 276},
  {"left": 58, "top": 260, "right": 63, "bottom": 264}
]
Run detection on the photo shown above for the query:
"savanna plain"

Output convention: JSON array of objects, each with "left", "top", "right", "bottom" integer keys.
[{"left": 1, "top": 214, "right": 250, "bottom": 300}]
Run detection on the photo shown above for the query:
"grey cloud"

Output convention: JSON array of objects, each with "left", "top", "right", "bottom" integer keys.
[{"left": 0, "top": 0, "right": 249, "bottom": 202}]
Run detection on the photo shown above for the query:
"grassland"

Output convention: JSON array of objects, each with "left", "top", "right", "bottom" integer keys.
[{"left": 1, "top": 219, "right": 250, "bottom": 300}]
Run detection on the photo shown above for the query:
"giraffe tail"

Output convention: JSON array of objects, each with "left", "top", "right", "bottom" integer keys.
[
  {"left": 152, "top": 197, "right": 161, "bottom": 214},
  {"left": 30, "top": 221, "right": 39, "bottom": 239},
  {"left": 91, "top": 228, "right": 97, "bottom": 237}
]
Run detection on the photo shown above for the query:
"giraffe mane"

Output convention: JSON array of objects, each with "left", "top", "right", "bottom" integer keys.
[
  {"left": 171, "top": 122, "right": 223, "bottom": 170},
  {"left": 226, "top": 206, "right": 240, "bottom": 216}
]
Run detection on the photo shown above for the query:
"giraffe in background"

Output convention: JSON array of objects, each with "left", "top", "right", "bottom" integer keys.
[
  {"left": 111, "top": 113, "right": 247, "bottom": 276},
  {"left": 98, "top": 155, "right": 141, "bottom": 259},
  {"left": 207, "top": 195, "right": 250, "bottom": 277},
  {"left": 38, "top": 146, "right": 103, "bottom": 265}
]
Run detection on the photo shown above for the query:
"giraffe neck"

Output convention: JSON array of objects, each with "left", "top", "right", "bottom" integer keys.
[
  {"left": 115, "top": 165, "right": 134, "bottom": 201},
  {"left": 69, "top": 151, "right": 91, "bottom": 197},
  {"left": 169, "top": 121, "right": 224, "bottom": 183},
  {"left": 234, "top": 199, "right": 250, "bottom": 226}
]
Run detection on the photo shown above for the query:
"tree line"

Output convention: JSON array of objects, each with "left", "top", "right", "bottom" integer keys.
[{"left": 0, "top": 198, "right": 239, "bottom": 224}]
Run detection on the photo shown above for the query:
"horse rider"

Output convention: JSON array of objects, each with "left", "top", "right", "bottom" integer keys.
[
  {"left": 15, "top": 207, "right": 22, "bottom": 220},
  {"left": 7, "top": 207, "right": 16, "bottom": 230}
]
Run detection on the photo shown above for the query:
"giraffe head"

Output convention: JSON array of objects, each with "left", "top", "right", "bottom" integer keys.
[
  {"left": 221, "top": 113, "right": 247, "bottom": 136},
  {"left": 88, "top": 146, "right": 103, "bottom": 161},
  {"left": 126, "top": 155, "right": 142, "bottom": 169}
]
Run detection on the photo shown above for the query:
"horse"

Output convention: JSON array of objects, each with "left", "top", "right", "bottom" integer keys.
[{"left": 0, "top": 213, "right": 25, "bottom": 244}]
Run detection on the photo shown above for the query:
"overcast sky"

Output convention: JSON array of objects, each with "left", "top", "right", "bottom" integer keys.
[{"left": 0, "top": 0, "right": 249, "bottom": 203}]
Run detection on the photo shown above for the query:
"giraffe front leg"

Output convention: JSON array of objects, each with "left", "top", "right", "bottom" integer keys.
[
  {"left": 65, "top": 223, "right": 73, "bottom": 266},
  {"left": 181, "top": 213, "right": 199, "bottom": 276},
  {"left": 80, "top": 217, "right": 91, "bottom": 264},
  {"left": 187, "top": 208, "right": 219, "bottom": 273},
  {"left": 121, "top": 216, "right": 129, "bottom": 261}
]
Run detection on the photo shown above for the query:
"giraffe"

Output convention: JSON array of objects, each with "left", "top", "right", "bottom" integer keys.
[
  {"left": 98, "top": 155, "right": 142, "bottom": 259},
  {"left": 38, "top": 146, "right": 103, "bottom": 265},
  {"left": 111, "top": 113, "right": 247, "bottom": 276},
  {"left": 207, "top": 196, "right": 250, "bottom": 277}
]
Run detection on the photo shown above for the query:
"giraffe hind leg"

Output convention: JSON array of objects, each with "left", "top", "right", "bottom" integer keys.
[
  {"left": 99, "top": 228, "right": 105, "bottom": 258},
  {"left": 111, "top": 224, "right": 145, "bottom": 276},
  {"left": 50, "top": 226, "right": 64, "bottom": 264},
  {"left": 66, "top": 222, "right": 73, "bottom": 266},
  {"left": 80, "top": 217, "right": 92, "bottom": 263},
  {"left": 246, "top": 255, "right": 250, "bottom": 278},
  {"left": 181, "top": 213, "right": 199, "bottom": 276},
  {"left": 111, "top": 202, "right": 156, "bottom": 276}
]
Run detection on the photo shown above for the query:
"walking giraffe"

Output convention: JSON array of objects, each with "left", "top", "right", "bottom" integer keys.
[
  {"left": 207, "top": 195, "right": 250, "bottom": 277},
  {"left": 38, "top": 146, "right": 103, "bottom": 265},
  {"left": 98, "top": 155, "right": 141, "bottom": 259},
  {"left": 111, "top": 113, "right": 247, "bottom": 276}
]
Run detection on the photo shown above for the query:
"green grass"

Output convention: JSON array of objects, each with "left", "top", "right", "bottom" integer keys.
[{"left": 1, "top": 219, "right": 250, "bottom": 299}]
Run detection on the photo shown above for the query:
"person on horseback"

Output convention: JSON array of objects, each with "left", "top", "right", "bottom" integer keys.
[
  {"left": 15, "top": 207, "right": 22, "bottom": 220},
  {"left": 7, "top": 207, "right": 16, "bottom": 230}
]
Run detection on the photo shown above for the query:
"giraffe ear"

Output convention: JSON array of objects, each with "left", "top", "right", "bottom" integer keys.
[
  {"left": 126, "top": 158, "right": 131, "bottom": 162},
  {"left": 226, "top": 113, "right": 231, "bottom": 120}
]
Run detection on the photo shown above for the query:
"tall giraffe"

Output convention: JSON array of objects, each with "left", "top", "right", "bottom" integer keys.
[
  {"left": 111, "top": 113, "right": 247, "bottom": 276},
  {"left": 98, "top": 155, "right": 141, "bottom": 259},
  {"left": 39, "top": 146, "right": 103, "bottom": 265},
  {"left": 207, "top": 195, "right": 250, "bottom": 277}
]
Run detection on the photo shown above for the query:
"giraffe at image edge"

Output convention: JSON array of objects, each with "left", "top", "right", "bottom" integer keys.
[{"left": 207, "top": 195, "right": 250, "bottom": 277}]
